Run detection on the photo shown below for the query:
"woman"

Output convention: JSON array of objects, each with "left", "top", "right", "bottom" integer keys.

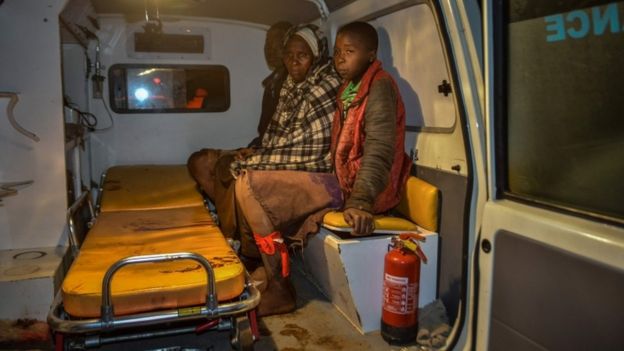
[
  {"left": 187, "top": 25, "right": 340, "bottom": 300},
  {"left": 232, "top": 25, "right": 348, "bottom": 317}
]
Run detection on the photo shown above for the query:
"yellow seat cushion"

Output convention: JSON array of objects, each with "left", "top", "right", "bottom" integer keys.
[
  {"left": 395, "top": 176, "right": 439, "bottom": 232},
  {"left": 323, "top": 210, "right": 419, "bottom": 232},
  {"left": 99, "top": 165, "right": 203, "bottom": 212},
  {"left": 323, "top": 176, "right": 439, "bottom": 232},
  {"left": 61, "top": 206, "right": 245, "bottom": 318}
]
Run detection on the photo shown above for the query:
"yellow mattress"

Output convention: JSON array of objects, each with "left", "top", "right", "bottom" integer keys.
[
  {"left": 62, "top": 206, "right": 245, "bottom": 318},
  {"left": 99, "top": 165, "right": 204, "bottom": 212}
]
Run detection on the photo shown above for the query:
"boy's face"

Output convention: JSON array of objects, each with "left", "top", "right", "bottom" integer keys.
[
  {"left": 283, "top": 35, "right": 314, "bottom": 83},
  {"left": 333, "top": 32, "right": 376, "bottom": 83}
]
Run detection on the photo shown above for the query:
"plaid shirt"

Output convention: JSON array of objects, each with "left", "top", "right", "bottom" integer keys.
[{"left": 232, "top": 62, "right": 340, "bottom": 173}]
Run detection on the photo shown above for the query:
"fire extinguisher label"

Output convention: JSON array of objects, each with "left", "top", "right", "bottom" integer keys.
[{"left": 383, "top": 273, "right": 417, "bottom": 314}]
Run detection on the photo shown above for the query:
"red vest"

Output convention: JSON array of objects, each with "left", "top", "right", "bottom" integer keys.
[{"left": 331, "top": 60, "right": 412, "bottom": 213}]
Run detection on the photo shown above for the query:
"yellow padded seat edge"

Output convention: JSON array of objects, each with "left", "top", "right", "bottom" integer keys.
[
  {"left": 323, "top": 176, "right": 439, "bottom": 232},
  {"left": 323, "top": 211, "right": 419, "bottom": 232}
]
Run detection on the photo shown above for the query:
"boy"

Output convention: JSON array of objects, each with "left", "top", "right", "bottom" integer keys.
[{"left": 331, "top": 21, "right": 412, "bottom": 235}]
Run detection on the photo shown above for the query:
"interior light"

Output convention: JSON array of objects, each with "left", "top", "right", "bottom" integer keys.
[
  {"left": 138, "top": 68, "right": 157, "bottom": 76},
  {"left": 134, "top": 88, "right": 149, "bottom": 102}
]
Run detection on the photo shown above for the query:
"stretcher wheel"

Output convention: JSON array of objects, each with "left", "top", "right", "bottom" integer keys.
[
  {"left": 231, "top": 315, "right": 255, "bottom": 351},
  {"left": 55, "top": 333, "right": 82, "bottom": 351},
  {"left": 54, "top": 332, "right": 64, "bottom": 351}
]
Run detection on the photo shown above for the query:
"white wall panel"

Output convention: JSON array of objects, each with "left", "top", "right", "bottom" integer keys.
[
  {"left": 0, "top": 0, "right": 69, "bottom": 250},
  {"left": 87, "top": 17, "right": 269, "bottom": 178},
  {"left": 373, "top": 4, "right": 456, "bottom": 130}
]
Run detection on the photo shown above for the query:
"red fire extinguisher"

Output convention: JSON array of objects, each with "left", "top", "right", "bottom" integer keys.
[{"left": 381, "top": 233, "right": 428, "bottom": 344}]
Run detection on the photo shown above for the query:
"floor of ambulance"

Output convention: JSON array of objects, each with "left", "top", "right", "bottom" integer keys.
[{"left": 2, "top": 256, "right": 423, "bottom": 351}]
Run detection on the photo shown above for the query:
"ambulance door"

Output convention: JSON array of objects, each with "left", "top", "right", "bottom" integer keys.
[{"left": 476, "top": 1, "right": 624, "bottom": 350}]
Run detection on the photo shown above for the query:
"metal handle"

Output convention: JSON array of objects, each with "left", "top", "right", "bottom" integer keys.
[
  {"left": 66, "top": 190, "right": 95, "bottom": 257},
  {"left": 100, "top": 252, "right": 218, "bottom": 328},
  {"left": 94, "top": 172, "right": 107, "bottom": 216},
  {"left": 48, "top": 283, "right": 260, "bottom": 334}
]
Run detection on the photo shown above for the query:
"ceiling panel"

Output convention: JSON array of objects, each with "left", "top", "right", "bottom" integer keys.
[{"left": 90, "top": 0, "right": 321, "bottom": 26}]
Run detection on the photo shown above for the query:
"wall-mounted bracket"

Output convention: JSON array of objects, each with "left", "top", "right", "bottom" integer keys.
[
  {"left": 0, "top": 92, "right": 40, "bottom": 142},
  {"left": 0, "top": 180, "right": 34, "bottom": 205}
]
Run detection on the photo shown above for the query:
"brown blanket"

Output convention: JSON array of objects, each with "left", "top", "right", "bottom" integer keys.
[
  {"left": 241, "top": 170, "right": 343, "bottom": 246},
  {"left": 187, "top": 148, "right": 260, "bottom": 256}
]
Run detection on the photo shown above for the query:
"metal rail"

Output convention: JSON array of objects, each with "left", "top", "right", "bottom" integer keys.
[
  {"left": 94, "top": 171, "right": 106, "bottom": 216},
  {"left": 100, "top": 253, "right": 218, "bottom": 326},
  {"left": 66, "top": 190, "right": 95, "bottom": 257},
  {"left": 82, "top": 319, "right": 232, "bottom": 348},
  {"left": 48, "top": 264, "right": 259, "bottom": 334}
]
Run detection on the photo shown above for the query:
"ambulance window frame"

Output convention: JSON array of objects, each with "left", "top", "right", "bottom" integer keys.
[
  {"left": 108, "top": 63, "right": 230, "bottom": 114},
  {"left": 493, "top": 0, "right": 624, "bottom": 226}
]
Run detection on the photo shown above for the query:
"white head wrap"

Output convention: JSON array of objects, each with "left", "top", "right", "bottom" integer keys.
[{"left": 294, "top": 27, "right": 319, "bottom": 58}]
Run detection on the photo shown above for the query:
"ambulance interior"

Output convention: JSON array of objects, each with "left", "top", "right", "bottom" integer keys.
[{"left": 0, "top": 0, "right": 483, "bottom": 349}]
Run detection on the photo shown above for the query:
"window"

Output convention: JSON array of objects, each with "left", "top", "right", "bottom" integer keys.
[
  {"left": 498, "top": 0, "right": 624, "bottom": 222},
  {"left": 108, "top": 64, "right": 230, "bottom": 113}
]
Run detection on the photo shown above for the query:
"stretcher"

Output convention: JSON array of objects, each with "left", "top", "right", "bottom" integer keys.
[{"left": 48, "top": 165, "right": 260, "bottom": 351}]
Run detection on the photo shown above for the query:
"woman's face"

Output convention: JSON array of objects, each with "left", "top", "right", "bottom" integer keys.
[{"left": 283, "top": 35, "right": 314, "bottom": 83}]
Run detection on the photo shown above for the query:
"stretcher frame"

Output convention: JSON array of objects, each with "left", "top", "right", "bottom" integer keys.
[{"left": 48, "top": 189, "right": 261, "bottom": 350}]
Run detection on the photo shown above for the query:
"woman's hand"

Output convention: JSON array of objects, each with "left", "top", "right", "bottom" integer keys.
[
  {"left": 235, "top": 147, "right": 256, "bottom": 160},
  {"left": 343, "top": 207, "right": 375, "bottom": 236}
]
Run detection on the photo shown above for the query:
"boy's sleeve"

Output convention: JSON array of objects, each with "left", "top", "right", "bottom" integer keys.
[{"left": 345, "top": 77, "right": 397, "bottom": 212}]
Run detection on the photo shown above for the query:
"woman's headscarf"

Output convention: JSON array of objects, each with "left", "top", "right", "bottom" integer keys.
[{"left": 283, "top": 24, "right": 331, "bottom": 72}]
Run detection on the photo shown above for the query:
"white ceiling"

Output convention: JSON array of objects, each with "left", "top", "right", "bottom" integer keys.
[
  {"left": 60, "top": 0, "right": 359, "bottom": 46},
  {"left": 90, "top": 0, "right": 320, "bottom": 26}
]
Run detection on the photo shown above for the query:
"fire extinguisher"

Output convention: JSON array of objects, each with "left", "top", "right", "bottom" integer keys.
[{"left": 381, "top": 233, "right": 428, "bottom": 344}]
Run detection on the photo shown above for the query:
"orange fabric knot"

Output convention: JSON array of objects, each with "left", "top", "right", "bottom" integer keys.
[{"left": 254, "top": 232, "right": 290, "bottom": 277}]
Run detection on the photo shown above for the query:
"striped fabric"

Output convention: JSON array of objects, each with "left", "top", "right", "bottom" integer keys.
[{"left": 231, "top": 61, "right": 340, "bottom": 174}]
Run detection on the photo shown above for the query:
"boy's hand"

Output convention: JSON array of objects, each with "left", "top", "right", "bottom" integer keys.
[
  {"left": 235, "top": 147, "right": 256, "bottom": 160},
  {"left": 343, "top": 208, "right": 375, "bottom": 236}
]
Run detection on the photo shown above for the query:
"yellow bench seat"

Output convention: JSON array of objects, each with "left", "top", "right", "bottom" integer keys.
[{"left": 323, "top": 176, "right": 439, "bottom": 233}]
